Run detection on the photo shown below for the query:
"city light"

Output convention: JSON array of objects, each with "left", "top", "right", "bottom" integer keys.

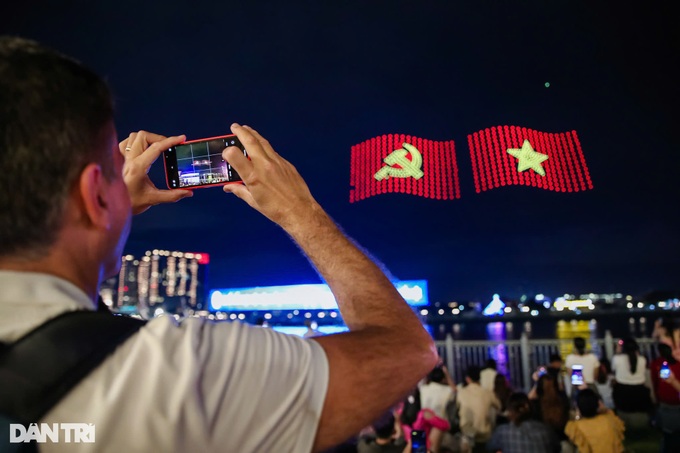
[{"left": 209, "top": 280, "right": 428, "bottom": 311}]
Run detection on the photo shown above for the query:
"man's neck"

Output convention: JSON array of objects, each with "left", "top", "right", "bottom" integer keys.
[{"left": 0, "top": 252, "right": 100, "bottom": 303}]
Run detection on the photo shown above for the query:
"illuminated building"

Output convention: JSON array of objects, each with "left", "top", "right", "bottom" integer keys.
[{"left": 102, "top": 250, "right": 209, "bottom": 317}]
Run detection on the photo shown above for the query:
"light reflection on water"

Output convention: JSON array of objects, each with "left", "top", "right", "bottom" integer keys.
[
  {"left": 446, "top": 315, "right": 649, "bottom": 343},
  {"left": 486, "top": 322, "right": 509, "bottom": 376},
  {"left": 556, "top": 319, "right": 600, "bottom": 359}
]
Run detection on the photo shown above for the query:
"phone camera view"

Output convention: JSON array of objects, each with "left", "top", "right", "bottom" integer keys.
[
  {"left": 571, "top": 366, "right": 584, "bottom": 386},
  {"left": 660, "top": 362, "right": 670, "bottom": 379},
  {"left": 411, "top": 430, "right": 427, "bottom": 453},
  {"left": 171, "top": 137, "right": 246, "bottom": 188}
]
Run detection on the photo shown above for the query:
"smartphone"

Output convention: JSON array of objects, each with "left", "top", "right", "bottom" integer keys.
[
  {"left": 660, "top": 361, "right": 671, "bottom": 379},
  {"left": 571, "top": 365, "right": 584, "bottom": 386},
  {"left": 538, "top": 366, "right": 547, "bottom": 377},
  {"left": 411, "top": 429, "right": 427, "bottom": 453},
  {"left": 164, "top": 134, "right": 247, "bottom": 189}
]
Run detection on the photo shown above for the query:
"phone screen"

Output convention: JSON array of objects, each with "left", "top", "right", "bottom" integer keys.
[
  {"left": 164, "top": 135, "right": 247, "bottom": 189},
  {"left": 538, "top": 367, "right": 547, "bottom": 377},
  {"left": 571, "top": 366, "right": 584, "bottom": 386},
  {"left": 660, "top": 362, "right": 671, "bottom": 379},
  {"left": 411, "top": 429, "right": 427, "bottom": 453}
]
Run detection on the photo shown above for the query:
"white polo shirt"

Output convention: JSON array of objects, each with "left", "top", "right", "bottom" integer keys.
[{"left": 0, "top": 271, "right": 329, "bottom": 453}]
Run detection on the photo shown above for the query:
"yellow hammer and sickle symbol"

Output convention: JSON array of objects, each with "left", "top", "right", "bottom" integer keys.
[{"left": 373, "top": 143, "right": 424, "bottom": 181}]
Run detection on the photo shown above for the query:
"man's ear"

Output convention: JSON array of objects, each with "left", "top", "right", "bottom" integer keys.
[{"left": 77, "top": 163, "right": 111, "bottom": 230}]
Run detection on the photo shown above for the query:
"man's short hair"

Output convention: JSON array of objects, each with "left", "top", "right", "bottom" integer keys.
[
  {"left": 428, "top": 366, "right": 446, "bottom": 384},
  {"left": 465, "top": 365, "right": 481, "bottom": 382},
  {"left": 506, "top": 392, "right": 531, "bottom": 425},
  {"left": 484, "top": 358, "right": 497, "bottom": 370},
  {"left": 0, "top": 36, "right": 114, "bottom": 258},
  {"left": 549, "top": 353, "right": 562, "bottom": 364},
  {"left": 576, "top": 389, "right": 600, "bottom": 418},
  {"left": 573, "top": 337, "right": 586, "bottom": 354},
  {"left": 372, "top": 411, "right": 395, "bottom": 439}
]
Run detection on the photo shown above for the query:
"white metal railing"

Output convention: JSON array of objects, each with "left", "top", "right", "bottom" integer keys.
[{"left": 435, "top": 331, "right": 659, "bottom": 391}]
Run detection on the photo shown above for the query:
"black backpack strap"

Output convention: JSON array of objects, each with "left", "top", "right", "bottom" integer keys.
[{"left": 0, "top": 309, "right": 146, "bottom": 423}]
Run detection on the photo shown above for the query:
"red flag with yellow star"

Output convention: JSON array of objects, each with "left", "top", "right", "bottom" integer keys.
[
  {"left": 467, "top": 125, "right": 593, "bottom": 193},
  {"left": 349, "top": 134, "right": 460, "bottom": 202}
]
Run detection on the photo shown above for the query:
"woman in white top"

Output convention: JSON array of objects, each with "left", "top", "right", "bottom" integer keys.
[
  {"left": 565, "top": 337, "right": 600, "bottom": 396},
  {"left": 611, "top": 337, "right": 652, "bottom": 413}
]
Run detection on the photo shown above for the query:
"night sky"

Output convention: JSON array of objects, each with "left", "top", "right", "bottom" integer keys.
[{"left": 4, "top": 1, "right": 679, "bottom": 303}]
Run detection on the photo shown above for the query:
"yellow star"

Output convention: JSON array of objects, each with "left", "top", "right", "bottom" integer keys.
[{"left": 506, "top": 140, "right": 549, "bottom": 176}]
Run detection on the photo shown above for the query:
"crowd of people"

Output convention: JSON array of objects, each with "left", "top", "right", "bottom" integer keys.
[{"left": 333, "top": 329, "right": 680, "bottom": 453}]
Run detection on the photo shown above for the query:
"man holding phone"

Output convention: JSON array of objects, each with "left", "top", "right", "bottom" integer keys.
[{"left": 0, "top": 36, "right": 437, "bottom": 452}]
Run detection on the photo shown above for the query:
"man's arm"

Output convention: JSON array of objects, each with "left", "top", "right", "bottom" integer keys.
[{"left": 222, "top": 124, "right": 438, "bottom": 452}]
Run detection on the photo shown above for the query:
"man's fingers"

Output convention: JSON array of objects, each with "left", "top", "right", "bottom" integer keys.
[
  {"left": 242, "top": 125, "right": 279, "bottom": 158},
  {"left": 126, "top": 132, "right": 148, "bottom": 159},
  {"left": 222, "top": 146, "right": 253, "bottom": 181},
  {"left": 118, "top": 137, "right": 129, "bottom": 156},
  {"left": 120, "top": 132, "right": 137, "bottom": 157},
  {"left": 223, "top": 183, "right": 256, "bottom": 208},
  {"left": 137, "top": 134, "right": 186, "bottom": 170},
  {"left": 122, "top": 130, "right": 175, "bottom": 160},
  {"left": 138, "top": 131, "right": 170, "bottom": 146},
  {"left": 230, "top": 123, "right": 272, "bottom": 161},
  {"left": 153, "top": 189, "right": 193, "bottom": 205}
]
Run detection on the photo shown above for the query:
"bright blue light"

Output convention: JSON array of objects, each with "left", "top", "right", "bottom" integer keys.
[
  {"left": 272, "top": 325, "right": 349, "bottom": 337},
  {"left": 209, "top": 280, "right": 428, "bottom": 311},
  {"left": 483, "top": 293, "right": 506, "bottom": 317}
]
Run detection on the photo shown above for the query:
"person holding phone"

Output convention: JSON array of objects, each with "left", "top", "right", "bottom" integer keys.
[
  {"left": 0, "top": 36, "right": 437, "bottom": 453},
  {"left": 564, "top": 389, "right": 625, "bottom": 453},
  {"left": 564, "top": 337, "right": 600, "bottom": 397},
  {"left": 650, "top": 343, "right": 680, "bottom": 452}
]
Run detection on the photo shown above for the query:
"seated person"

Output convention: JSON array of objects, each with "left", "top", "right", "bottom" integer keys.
[
  {"left": 530, "top": 374, "right": 570, "bottom": 442},
  {"left": 480, "top": 359, "right": 498, "bottom": 392},
  {"left": 611, "top": 337, "right": 652, "bottom": 414},
  {"left": 486, "top": 393, "right": 559, "bottom": 453},
  {"left": 594, "top": 358, "right": 615, "bottom": 410},
  {"left": 420, "top": 365, "right": 456, "bottom": 419},
  {"left": 358, "top": 411, "right": 407, "bottom": 453},
  {"left": 565, "top": 389, "right": 625, "bottom": 453},
  {"left": 412, "top": 409, "right": 450, "bottom": 453},
  {"left": 546, "top": 353, "right": 564, "bottom": 376},
  {"left": 456, "top": 366, "right": 501, "bottom": 447}
]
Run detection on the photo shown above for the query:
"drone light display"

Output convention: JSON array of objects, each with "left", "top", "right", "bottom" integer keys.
[
  {"left": 467, "top": 126, "right": 593, "bottom": 193},
  {"left": 349, "top": 134, "right": 460, "bottom": 202}
]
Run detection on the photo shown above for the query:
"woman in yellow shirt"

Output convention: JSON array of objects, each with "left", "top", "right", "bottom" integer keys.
[{"left": 565, "top": 388, "right": 625, "bottom": 453}]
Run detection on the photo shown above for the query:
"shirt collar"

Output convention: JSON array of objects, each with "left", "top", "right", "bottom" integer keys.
[{"left": 0, "top": 270, "right": 95, "bottom": 342}]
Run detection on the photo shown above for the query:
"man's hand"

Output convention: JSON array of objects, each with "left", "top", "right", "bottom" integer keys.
[
  {"left": 119, "top": 131, "right": 193, "bottom": 214},
  {"left": 221, "top": 123, "right": 319, "bottom": 230}
]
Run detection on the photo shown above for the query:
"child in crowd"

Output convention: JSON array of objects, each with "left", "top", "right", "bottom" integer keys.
[{"left": 594, "top": 358, "right": 615, "bottom": 410}]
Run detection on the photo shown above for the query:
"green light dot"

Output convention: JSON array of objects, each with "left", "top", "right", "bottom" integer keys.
[{"left": 545, "top": 82, "right": 550, "bottom": 88}]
